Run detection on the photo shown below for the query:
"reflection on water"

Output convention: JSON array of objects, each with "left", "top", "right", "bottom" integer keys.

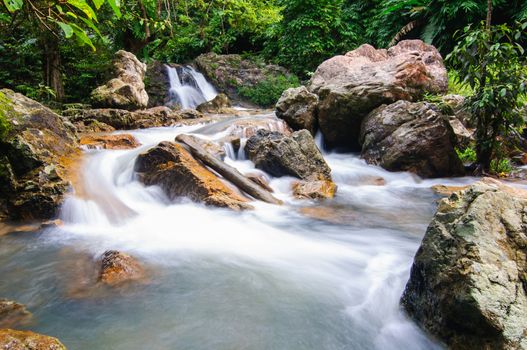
[{"left": 0, "top": 113, "right": 477, "bottom": 349}]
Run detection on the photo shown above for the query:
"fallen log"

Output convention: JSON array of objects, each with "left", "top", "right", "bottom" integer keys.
[{"left": 176, "top": 134, "right": 283, "bottom": 205}]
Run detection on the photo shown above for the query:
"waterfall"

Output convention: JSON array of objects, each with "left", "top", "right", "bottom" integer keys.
[{"left": 166, "top": 65, "right": 218, "bottom": 109}]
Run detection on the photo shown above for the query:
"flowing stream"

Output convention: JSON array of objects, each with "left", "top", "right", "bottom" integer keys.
[
  {"left": 0, "top": 112, "right": 481, "bottom": 349},
  {"left": 166, "top": 65, "right": 218, "bottom": 109}
]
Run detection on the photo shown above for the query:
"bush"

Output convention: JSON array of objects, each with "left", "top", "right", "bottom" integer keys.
[
  {"left": 490, "top": 158, "right": 513, "bottom": 175},
  {"left": 0, "top": 92, "right": 12, "bottom": 142},
  {"left": 456, "top": 146, "right": 477, "bottom": 164},
  {"left": 238, "top": 74, "right": 300, "bottom": 107}
]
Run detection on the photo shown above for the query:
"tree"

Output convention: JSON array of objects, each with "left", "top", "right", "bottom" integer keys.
[
  {"left": 447, "top": 19, "right": 527, "bottom": 171},
  {"left": 0, "top": 0, "right": 121, "bottom": 100}
]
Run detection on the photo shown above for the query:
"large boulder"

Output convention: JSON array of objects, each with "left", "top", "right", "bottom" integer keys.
[
  {"left": 245, "top": 129, "right": 331, "bottom": 181},
  {"left": 135, "top": 141, "right": 251, "bottom": 210},
  {"left": 0, "top": 329, "right": 66, "bottom": 349},
  {"left": 0, "top": 89, "right": 78, "bottom": 221},
  {"left": 275, "top": 86, "right": 318, "bottom": 135},
  {"left": 196, "top": 93, "right": 232, "bottom": 114},
  {"left": 309, "top": 40, "right": 448, "bottom": 149},
  {"left": 91, "top": 50, "right": 149, "bottom": 110},
  {"left": 67, "top": 106, "right": 183, "bottom": 130},
  {"left": 195, "top": 53, "right": 295, "bottom": 104},
  {"left": 145, "top": 60, "right": 171, "bottom": 108},
  {"left": 360, "top": 100, "right": 464, "bottom": 178},
  {"left": 402, "top": 179, "right": 527, "bottom": 349}
]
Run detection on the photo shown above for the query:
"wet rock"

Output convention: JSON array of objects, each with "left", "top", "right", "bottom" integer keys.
[
  {"left": 430, "top": 184, "right": 469, "bottom": 197},
  {"left": 135, "top": 141, "right": 252, "bottom": 210},
  {"left": 245, "top": 129, "right": 331, "bottom": 181},
  {"left": 0, "top": 329, "right": 66, "bottom": 350},
  {"left": 309, "top": 40, "right": 448, "bottom": 149},
  {"left": 0, "top": 89, "right": 78, "bottom": 221},
  {"left": 292, "top": 180, "right": 337, "bottom": 200},
  {"left": 402, "top": 178, "right": 527, "bottom": 349},
  {"left": 68, "top": 106, "right": 182, "bottom": 130},
  {"left": 360, "top": 100, "right": 464, "bottom": 178},
  {"left": 195, "top": 53, "right": 295, "bottom": 105},
  {"left": 98, "top": 250, "right": 145, "bottom": 287},
  {"left": 79, "top": 134, "right": 140, "bottom": 150},
  {"left": 275, "top": 86, "right": 318, "bottom": 135},
  {"left": 299, "top": 206, "right": 356, "bottom": 225},
  {"left": 145, "top": 60, "right": 171, "bottom": 108},
  {"left": 0, "top": 300, "right": 32, "bottom": 328},
  {"left": 179, "top": 109, "right": 204, "bottom": 120},
  {"left": 197, "top": 93, "right": 232, "bottom": 114},
  {"left": 91, "top": 50, "right": 148, "bottom": 110}
]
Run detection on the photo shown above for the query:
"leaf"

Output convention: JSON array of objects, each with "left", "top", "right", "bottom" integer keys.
[
  {"left": 91, "top": 0, "right": 103, "bottom": 9},
  {"left": 79, "top": 16, "right": 101, "bottom": 37},
  {"left": 67, "top": 0, "right": 97, "bottom": 20},
  {"left": 3, "top": 0, "right": 22, "bottom": 12},
  {"left": 70, "top": 23, "right": 96, "bottom": 51},
  {"left": 106, "top": 0, "right": 121, "bottom": 18},
  {"left": 57, "top": 21, "right": 73, "bottom": 38}
]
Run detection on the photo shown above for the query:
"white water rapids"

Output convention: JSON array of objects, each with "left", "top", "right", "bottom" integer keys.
[
  {"left": 166, "top": 65, "right": 218, "bottom": 109},
  {"left": 0, "top": 112, "right": 481, "bottom": 349}
]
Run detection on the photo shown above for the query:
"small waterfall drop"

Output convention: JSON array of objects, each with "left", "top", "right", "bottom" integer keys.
[{"left": 166, "top": 65, "right": 217, "bottom": 109}]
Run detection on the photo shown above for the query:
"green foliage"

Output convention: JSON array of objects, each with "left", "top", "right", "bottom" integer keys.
[
  {"left": 0, "top": 91, "right": 12, "bottom": 141},
  {"left": 490, "top": 158, "right": 513, "bottom": 174},
  {"left": 447, "top": 21, "right": 527, "bottom": 170},
  {"left": 238, "top": 74, "right": 299, "bottom": 107},
  {"left": 456, "top": 146, "right": 477, "bottom": 164},
  {"left": 448, "top": 70, "right": 473, "bottom": 97}
]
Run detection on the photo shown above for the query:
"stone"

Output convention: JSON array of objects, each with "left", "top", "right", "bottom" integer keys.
[
  {"left": 448, "top": 117, "right": 475, "bottom": 149},
  {"left": 245, "top": 173, "right": 273, "bottom": 193},
  {"left": 0, "top": 329, "right": 66, "bottom": 350},
  {"left": 135, "top": 142, "right": 252, "bottom": 210},
  {"left": 68, "top": 106, "right": 182, "bottom": 130},
  {"left": 98, "top": 250, "right": 145, "bottom": 286},
  {"left": 430, "top": 184, "right": 469, "bottom": 197},
  {"left": 79, "top": 134, "right": 140, "bottom": 150},
  {"left": 177, "top": 134, "right": 225, "bottom": 159},
  {"left": 299, "top": 206, "right": 356, "bottom": 225},
  {"left": 402, "top": 178, "right": 527, "bottom": 349},
  {"left": 0, "top": 300, "right": 31, "bottom": 328},
  {"left": 245, "top": 129, "right": 331, "bottom": 181},
  {"left": 197, "top": 93, "right": 232, "bottom": 113},
  {"left": 195, "top": 52, "right": 294, "bottom": 105},
  {"left": 275, "top": 86, "right": 318, "bottom": 134},
  {"left": 292, "top": 180, "right": 337, "bottom": 200},
  {"left": 145, "top": 60, "right": 171, "bottom": 108},
  {"left": 91, "top": 50, "right": 148, "bottom": 110},
  {"left": 309, "top": 40, "right": 448, "bottom": 148},
  {"left": 441, "top": 94, "right": 473, "bottom": 127},
  {"left": 0, "top": 89, "right": 79, "bottom": 221},
  {"left": 360, "top": 100, "right": 464, "bottom": 178}
]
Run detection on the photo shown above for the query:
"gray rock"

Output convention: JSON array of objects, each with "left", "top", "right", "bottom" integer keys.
[
  {"left": 275, "top": 86, "right": 318, "bottom": 135},
  {"left": 402, "top": 178, "right": 527, "bottom": 349},
  {"left": 91, "top": 50, "right": 149, "bottom": 110},
  {"left": 245, "top": 129, "right": 331, "bottom": 181},
  {"left": 197, "top": 93, "right": 231, "bottom": 113},
  {"left": 309, "top": 40, "right": 448, "bottom": 149},
  {"left": 360, "top": 100, "right": 464, "bottom": 178}
]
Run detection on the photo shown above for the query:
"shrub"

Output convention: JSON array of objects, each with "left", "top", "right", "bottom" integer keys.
[
  {"left": 238, "top": 74, "right": 300, "bottom": 107},
  {"left": 456, "top": 146, "right": 477, "bottom": 164},
  {"left": 490, "top": 158, "right": 513, "bottom": 175}
]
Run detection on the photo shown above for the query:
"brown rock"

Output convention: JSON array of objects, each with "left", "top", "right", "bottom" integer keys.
[
  {"left": 275, "top": 86, "right": 318, "bottom": 134},
  {"left": 309, "top": 40, "right": 448, "bottom": 149},
  {"left": 79, "top": 134, "right": 141, "bottom": 150},
  {"left": 431, "top": 184, "right": 469, "bottom": 196},
  {"left": 246, "top": 173, "right": 273, "bottom": 193},
  {"left": 0, "top": 329, "right": 66, "bottom": 350},
  {"left": 135, "top": 142, "right": 252, "bottom": 210},
  {"left": 197, "top": 93, "right": 232, "bottom": 114},
  {"left": 98, "top": 250, "right": 145, "bottom": 286},
  {"left": 299, "top": 206, "right": 355, "bottom": 225},
  {"left": 292, "top": 180, "right": 337, "bottom": 200}
]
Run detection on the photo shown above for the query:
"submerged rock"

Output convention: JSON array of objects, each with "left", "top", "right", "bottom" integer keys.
[
  {"left": 0, "top": 89, "right": 79, "bottom": 221},
  {"left": 99, "top": 250, "right": 145, "bottom": 286},
  {"left": 402, "top": 178, "right": 527, "bottom": 349},
  {"left": 292, "top": 180, "right": 336, "bottom": 200},
  {"left": 91, "top": 50, "right": 148, "bottom": 110},
  {"left": 309, "top": 40, "right": 448, "bottom": 148},
  {"left": 245, "top": 129, "right": 332, "bottom": 181},
  {"left": 275, "top": 86, "right": 318, "bottom": 135},
  {"left": 197, "top": 93, "right": 232, "bottom": 114},
  {"left": 360, "top": 100, "right": 464, "bottom": 178},
  {"left": 0, "top": 329, "right": 66, "bottom": 349},
  {"left": 135, "top": 142, "right": 251, "bottom": 210},
  {"left": 0, "top": 300, "right": 32, "bottom": 328},
  {"left": 79, "top": 134, "right": 140, "bottom": 150}
]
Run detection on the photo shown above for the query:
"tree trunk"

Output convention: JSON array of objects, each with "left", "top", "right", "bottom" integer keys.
[
  {"left": 41, "top": 35, "right": 64, "bottom": 101},
  {"left": 486, "top": 0, "right": 492, "bottom": 30}
]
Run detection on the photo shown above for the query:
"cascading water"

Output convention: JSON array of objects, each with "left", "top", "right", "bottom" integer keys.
[
  {"left": 0, "top": 112, "right": 481, "bottom": 349},
  {"left": 166, "top": 65, "right": 217, "bottom": 109}
]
